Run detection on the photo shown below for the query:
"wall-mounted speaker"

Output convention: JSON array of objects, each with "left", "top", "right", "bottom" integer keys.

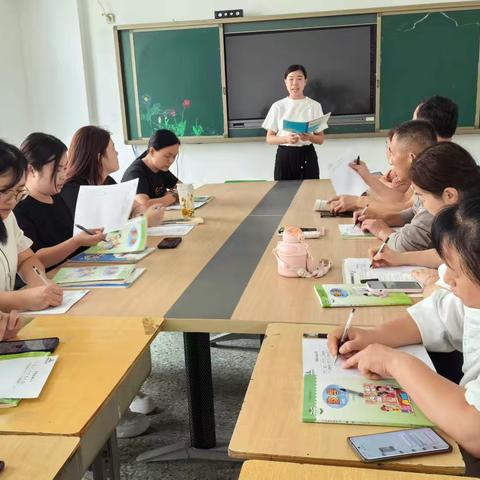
[{"left": 214, "top": 9, "right": 244, "bottom": 19}]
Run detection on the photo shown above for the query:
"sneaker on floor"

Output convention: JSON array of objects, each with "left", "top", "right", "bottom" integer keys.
[
  {"left": 129, "top": 392, "right": 156, "bottom": 415},
  {"left": 116, "top": 410, "right": 150, "bottom": 439}
]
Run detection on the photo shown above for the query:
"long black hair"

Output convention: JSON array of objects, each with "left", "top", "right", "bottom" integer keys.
[
  {"left": 139, "top": 129, "right": 180, "bottom": 160},
  {"left": 0, "top": 140, "right": 28, "bottom": 244},
  {"left": 21, "top": 133, "right": 67, "bottom": 184},
  {"left": 410, "top": 142, "right": 480, "bottom": 198},
  {"left": 432, "top": 193, "right": 480, "bottom": 285}
]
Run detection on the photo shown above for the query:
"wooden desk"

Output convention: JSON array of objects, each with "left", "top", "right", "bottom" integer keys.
[
  {"left": 0, "top": 316, "right": 162, "bottom": 475},
  {"left": 229, "top": 324, "right": 464, "bottom": 475},
  {"left": 239, "top": 460, "right": 475, "bottom": 480},
  {"left": 231, "top": 179, "right": 411, "bottom": 329},
  {"left": 0, "top": 435, "right": 80, "bottom": 480}
]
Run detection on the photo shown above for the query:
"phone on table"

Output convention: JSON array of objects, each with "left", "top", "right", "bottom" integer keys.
[
  {"left": 277, "top": 227, "right": 322, "bottom": 239},
  {"left": 366, "top": 280, "right": 423, "bottom": 293},
  {"left": 348, "top": 427, "right": 452, "bottom": 463},
  {"left": 0, "top": 337, "right": 59, "bottom": 356},
  {"left": 157, "top": 237, "right": 182, "bottom": 249}
]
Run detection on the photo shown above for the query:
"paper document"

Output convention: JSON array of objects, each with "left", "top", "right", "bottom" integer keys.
[
  {"left": 166, "top": 196, "right": 213, "bottom": 211},
  {"left": 147, "top": 224, "right": 195, "bottom": 237},
  {"left": 283, "top": 113, "right": 330, "bottom": 134},
  {"left": 338, "top": 224, "right": 374, "bottom": 238},
  {"left": 0, "top": 355, "right": 57, "bottom": 398},
  {"left": 25, "top": 290, "right": 89, "bottom": 315},
  {"left": 73, "top": 179, "right": 138, "bottom": 234},
  {"left": 328, "top": 151, "right": 368, "bottom": 196},
  {"left": 342, "top": 258, "right": 418, "bottom": 285}
]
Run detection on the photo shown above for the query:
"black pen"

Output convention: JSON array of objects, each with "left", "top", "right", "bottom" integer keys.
[
  {"left": 355, "top": 155, "right": 360, "bottom": 165},
  {"left": 75, "top": 223, "right": 95, "bottom": 236}
]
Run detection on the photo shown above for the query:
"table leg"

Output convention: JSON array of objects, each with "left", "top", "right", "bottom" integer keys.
[{"left": 91, "top": 432, "right": 120, "bottom": 480}]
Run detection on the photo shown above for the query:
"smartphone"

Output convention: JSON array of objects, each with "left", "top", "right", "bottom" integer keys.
[
  {"left": 0, "top": 337, "right": 59, "bottom": 356},
  {"left": 366, "top": 280, "right": 423, "bottom": 293},
  {"left": 278, "top": 227, "right": 317, "bottom": 234},
  {"left": 348, "top": 427, "right": 452, "bottom": 463},
  {"left": 157, "top": 237, "right": 182, "bottom": 249}
]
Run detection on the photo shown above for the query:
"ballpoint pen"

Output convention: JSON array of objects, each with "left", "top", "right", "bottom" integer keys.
[
  {"left": 333, "top": 307, "right": 356, "bottom": 366},
  {"left": 32, "top": 265, "right": 49, "bottom": 286},
  {"left": 75, "top": 223, "right": 95, "bottom": 235},
  {"left": 354, "top": 204, "right": 368, "bottom": 228},
  {"left": 355, "top": 155, "right": 360, "bottom": 165},
  {"left": 369, "top": 237, "right": 390, "bottom": 268}
]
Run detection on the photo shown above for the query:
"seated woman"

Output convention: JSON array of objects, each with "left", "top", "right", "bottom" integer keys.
[
  {"left": 0, "top": 140, "right": 63, "bottom": 311},
  {"left": 61, "top": 126, "right": 164, "bottom": 226},
  {"left": 327, "top": 194, "right": 480, "bottom": 464},
  {"left": 14, "top": 133, "right": 105, "bottom": 268},
  {"left": 122, "top": 129, "right": 180, "bottom": 207}
]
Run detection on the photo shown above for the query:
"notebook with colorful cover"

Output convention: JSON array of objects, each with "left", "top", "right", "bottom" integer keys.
[
  {"left": 314, "top": 284, "right": 413, "bottom": 308},
  {"left": 68, "top": 247, "right": 155, "bottom": 264},
  {"left": 83, "top": 216, "right": 147, "bottom": 255},
  {"left": 53, "top": 265, "right": 135, "bottom": 286},
  {"left": 302, "top": 336, "right": 434, "bottom": 427},
  {"left": 283, "top": 113, "right": 330, "bottom": 134}
]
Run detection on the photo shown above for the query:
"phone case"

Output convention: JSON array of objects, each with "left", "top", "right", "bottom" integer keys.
[{"left": 157, "top": 237, "right": 182, "bottom": 249}]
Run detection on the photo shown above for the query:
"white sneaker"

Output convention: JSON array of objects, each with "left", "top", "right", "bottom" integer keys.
[
  {"left": 129, "top": 392, "right": 156, "bottom": 415},
  {"left": 116, "top": 409, "right": 150, "bottom": 439}
]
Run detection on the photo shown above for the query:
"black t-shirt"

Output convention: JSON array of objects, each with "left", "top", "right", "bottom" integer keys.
[
  {"left": 121, "top": 158, "right": 178, "bottom": 198},
  {"left": 14, "top": 194, "right": 74, "bottom": 253}
]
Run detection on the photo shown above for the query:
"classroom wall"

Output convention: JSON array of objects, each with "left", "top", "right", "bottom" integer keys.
[
  {"left": 8, "top": 0, "right": 480, "bottom": 184},
  {"left": 0, "top": 0, "right": 31, "bottom": 145}
]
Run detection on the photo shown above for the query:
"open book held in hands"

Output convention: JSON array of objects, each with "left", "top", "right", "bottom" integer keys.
[{"left": 283, "top": 113, "right": 330, "bottom": 134}]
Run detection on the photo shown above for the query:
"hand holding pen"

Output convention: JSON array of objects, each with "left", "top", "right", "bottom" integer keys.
[
  {"left": 333, "top": 308, "right": 356, "bottom": 365},
  {"left": 354, "top": 204, "right": 368, "bottom": 228},
  {"left": 369, "top": 237, "right": 389, "bottom": 268}
]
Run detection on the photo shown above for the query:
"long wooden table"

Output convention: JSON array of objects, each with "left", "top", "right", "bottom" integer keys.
[
  {"left": 0, "top": 316, "right": 163, "bottom": 479},
  {"left": 0, "top": 435, "right": 80, "bottom": 480},
  {"left": 229, "top": 324, "right": 464, "bottom": 475},
  {"left": 239, "top": 460, "right": 475, "bottom": 480},
  {"left": 55, "top": 180, "right": 427, "bottom": 459}
]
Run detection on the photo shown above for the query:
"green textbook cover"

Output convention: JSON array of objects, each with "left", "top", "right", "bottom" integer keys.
[
  {"left": 314, "top": 284, "right": 413, "bottom": 308},
  {"left": 302, "top": 337, "right": 434, "bottom": 427},
  {"left": 84, "top": 216, "right": 147, "bottom": 254},
  {"left": 53, "top": 265, "right": 135, "bottom": 286}
]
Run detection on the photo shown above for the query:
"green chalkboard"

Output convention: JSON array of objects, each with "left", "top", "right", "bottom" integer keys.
[
  {"left": 119, "top": 26, "right": 225, "bottom": 141},
  {"left": 380, "top": 10, "right": 480, "bottom": 129}
]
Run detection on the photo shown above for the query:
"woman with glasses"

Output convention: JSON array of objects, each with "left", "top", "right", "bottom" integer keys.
[
  {"left": 61, "top": 126, "right": 165, "bottom": 227},
  {"left": 14, "top": 133, "right": 105, "bottom": 268},
  {"left": 0, "top": 140, "right": 63, "bottom": 311},
  {"left": 121, "top": 129, "right": 181, "bottom": 207}
]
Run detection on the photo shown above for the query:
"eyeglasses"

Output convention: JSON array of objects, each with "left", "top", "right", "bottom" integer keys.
[{"left": 0, "top": 188, "right": 29, "bottom": 202}]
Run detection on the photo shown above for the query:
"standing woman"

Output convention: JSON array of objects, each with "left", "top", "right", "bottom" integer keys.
[{"left": 262, "top": 64, "right": 326, "bottom": 180}]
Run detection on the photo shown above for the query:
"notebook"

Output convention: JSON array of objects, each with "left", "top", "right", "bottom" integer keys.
[
  {"left": 53, "top": 265, "right": 136, "bottom": 287},
  {"left": 147, "top": 224, "right": 195, "bottom": 237},
  {"left": 24, "top": 290, "right": 89, "bottom": 315},
  {"left": 283, "top": 113, "right": 330, "bottom": 134},
  {"left": 83, "top": 216, "right": 147, "bottom": 255},
  {"left": 342, "top": 258, "right": 418, "bottom": 285},
  {"left": 302, "top": 336, "right": 434, "bottom": 427},
  {"left": 314, "top": 284, "right": 413, "bottom": 308},
  {"left": 338, "top": 224, "right": 374, "bottom": 238},
  {"left": 68, "top": 247, "right": 155, "bottom": 264}
]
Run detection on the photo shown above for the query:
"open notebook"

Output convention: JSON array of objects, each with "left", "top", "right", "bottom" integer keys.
[
  {"left": 342, "top": 258, "right": 418, "bottom": 285},
  {"left": 302, "top": 336, "right": 435, "bottom": 427}
]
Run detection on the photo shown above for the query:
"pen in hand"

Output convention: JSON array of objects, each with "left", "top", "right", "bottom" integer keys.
[
  {"left": 369, "top": 237, "right": 390, "bottom": 268},
  {"left": 333, "top": 307, "right": 356, "bottom": 366},
  {"left": 32, "top": 265, "right": 50, "bottom": 286},
  {"left": 354, "top": 204, "right": 368, "bottom": 228},
  {"left": 355, "top": 155, "right": 360, "bottom": 165},
  {"left": 75, "top": 223, "right": 95, "bottom": 236}
]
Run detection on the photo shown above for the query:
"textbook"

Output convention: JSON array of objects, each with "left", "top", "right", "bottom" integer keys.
[
  {"left": 66, "top": 268, "right": 146, "bottom": 289},
  {"left": 314, "top": 284, "right": 413, "bottom": 308},
  {"left": 342, "top": 258, "right": 418, "bottom": 285},
  {"left": 83, "top": 216, "right": 147, "bottom": 255},
  {"left": 283, "top": 112, "right": 330, "bottom": 134},
  {"left": 302, "top": 336, "right": 434, "bottom": 427},
  {"left": 166, "top": 196, "right": 213, "bottom": 211},
  {"left": 69, "top": 247, "right": 155, "bottom": 264},
  {"left": 53, "top": 265, "right": 136, "bottom": 287}
]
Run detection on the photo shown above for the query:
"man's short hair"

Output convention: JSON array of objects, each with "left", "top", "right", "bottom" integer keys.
[{"left": 416, "top": 96, "right": 458, "bottom": 139}]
